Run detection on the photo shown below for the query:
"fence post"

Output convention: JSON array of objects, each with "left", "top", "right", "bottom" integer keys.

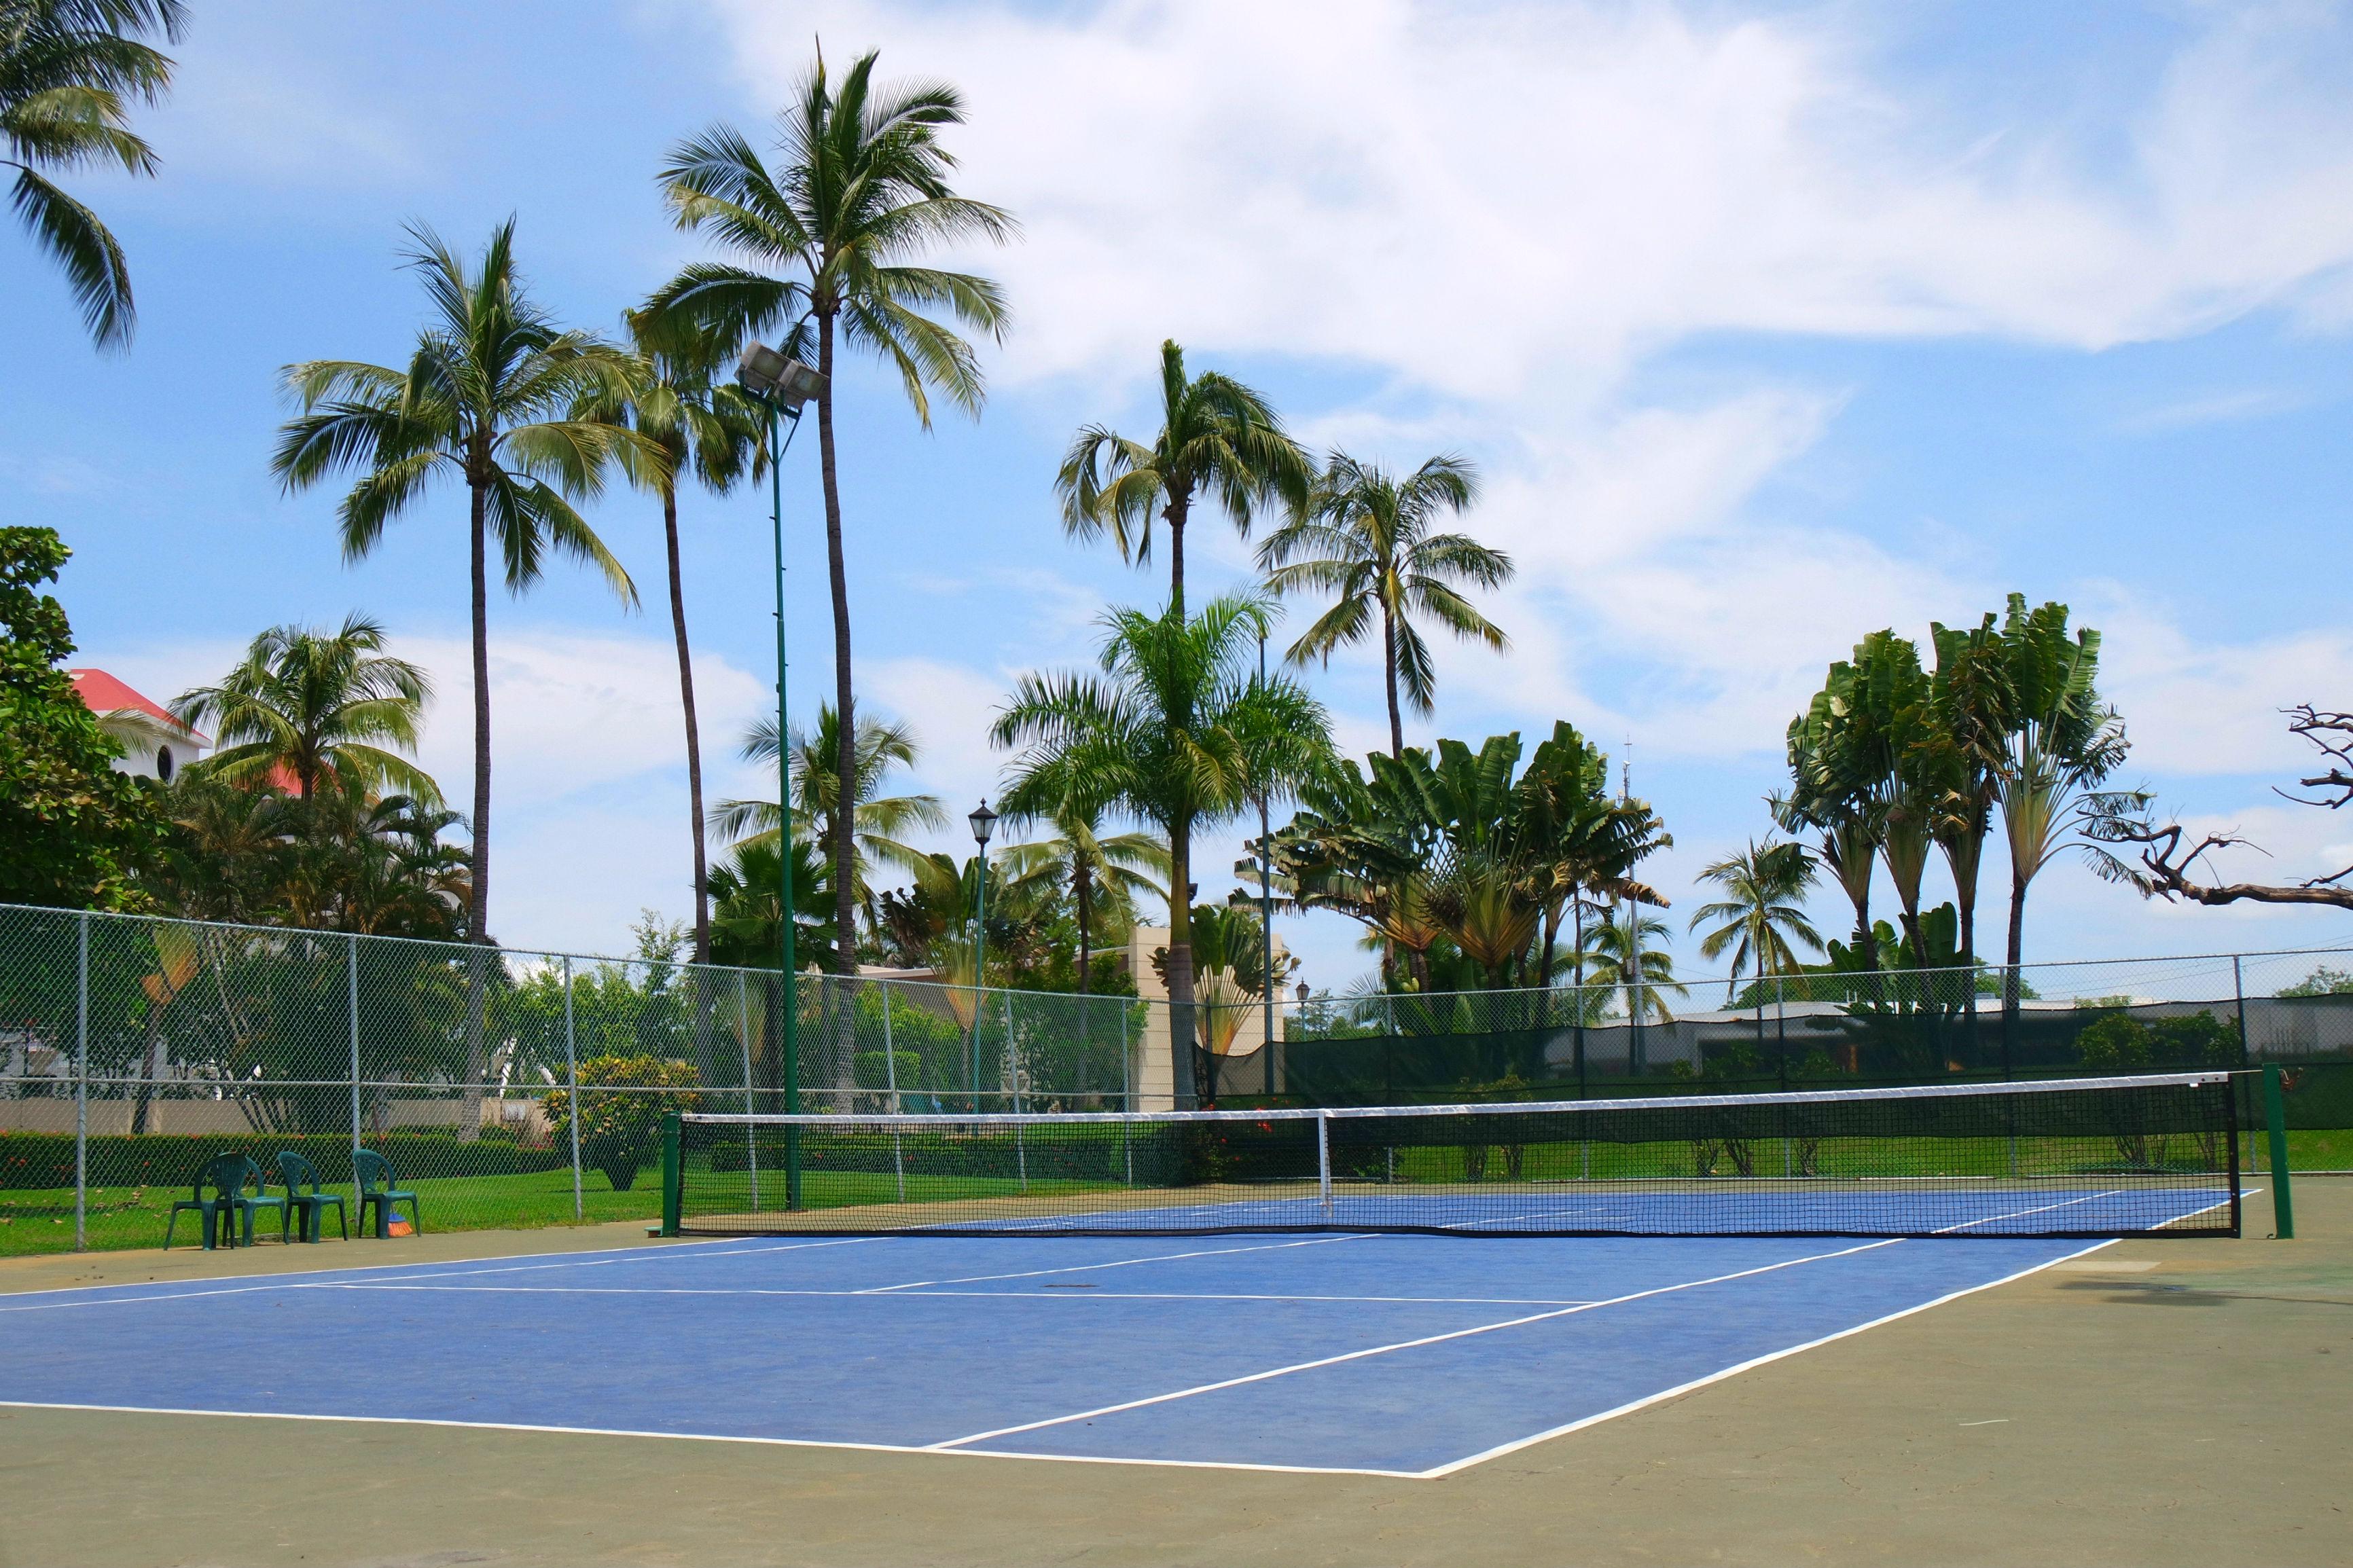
[
  {"left": 1007, "top": 990, "right": 1028, "bottom": 1192},
  {"left": 883, "top": 983, "right": 904, "bottom": 1201},
  {"left": 2232, "top": 955, "right": 2250, "bottom": 1065},
  {"left": 1120, "top": 1003, "right": 1131, "bottom": 1112},
  {"left": 738, "top": 969, "right": 757, "bottom": 1210},
  {"left": 74, "top": 910, "right": 88, "bottom": 1252},
  {"left": 348, "top": 932, "right": 361, "bottom": 1217},
  {"left": 563, "top": 956, "right": 581, "bottom": 1222},
  {"left": 2263, "top": 1063, "right": 2294, "bottom": 1240}
]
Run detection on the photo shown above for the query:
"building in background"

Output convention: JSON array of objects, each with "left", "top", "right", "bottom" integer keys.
[{"left": 68, "top": 669, "right": 206, "bottom": 782}]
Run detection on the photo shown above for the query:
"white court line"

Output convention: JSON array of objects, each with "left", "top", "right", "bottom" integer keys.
[
  {"left": 0, "top": 1400, "right": 1426, "bottom": 1480},
  {"left": 927, "top": 1238, "right": 1903, "bottom": 1453},
  {"left": 0, "top": 1236, "right": 889, "bottom": 1315},
  {"left": 329, "top": 1283, "right": 1598, "bottom": 1307},
  {"left": 1414, "top": 1237, "right": 2119, "bottom": 1478},
  {"left": 1931, "top": 1189, "right": 2130, "bottom": 1233},
  {"left": 0, "top": 1229, "right": 810, "bottom": 1304},
  {"left": 854, "top": 1235, "right": 1369, "bottom": 1293}
]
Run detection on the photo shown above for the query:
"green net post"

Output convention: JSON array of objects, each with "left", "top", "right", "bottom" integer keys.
[
  {"left": 660, "top": 1112, "right": 683, "bottom": 1237},
  {"left": 2263, "top": 1064, "right": 2294, "bottom": 1239}
]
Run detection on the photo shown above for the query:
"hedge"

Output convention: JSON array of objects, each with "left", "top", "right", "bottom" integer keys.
[{"left": 0, "top": 1132, "right": 569, "bottom": 1193}]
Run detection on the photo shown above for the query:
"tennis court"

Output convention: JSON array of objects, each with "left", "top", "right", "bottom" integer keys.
[{"left": 0, "top": 1203, "right": 2221, "bottom": 1478}]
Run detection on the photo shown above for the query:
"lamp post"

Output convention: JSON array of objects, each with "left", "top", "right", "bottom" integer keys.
[
  {"left": 967, "top": 799, "right": 999, "bottom": 1109},
  {"left": 736, "top": 338, "right": 826, "bottom": 1209},
  {"left": 1258, "top": 630, "right": 1276, "bottom": 1092}
]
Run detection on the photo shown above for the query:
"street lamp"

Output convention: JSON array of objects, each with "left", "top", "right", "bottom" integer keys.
[
  {"left": 734, "top": 337, "right": 827, "bottom": 1209},
  {"left": 967, "top": 799, "right": 997, "bottom": 1107}
]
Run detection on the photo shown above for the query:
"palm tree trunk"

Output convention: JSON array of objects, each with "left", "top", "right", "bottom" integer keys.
[
  {"left": 2002, "top": 867, "right": 2028, "bottom": 1076},
  {"left": 814, "top": 312, "right": 859, "bottom": 983},
  {"left": 1164, "top": 485, "right": 1191, "bottom": 623},
  {"left": 1166, "top": 820, "right": 1196, "bottom": 1108},
  {"left": 461, "top": 471, "right": 492, "bottom": 1143},
  {"left": 1382, "top": 603, "right": 1403, "bottom": 759},
  {"left": 1074, "top": 858, "right": 1092, "bottom": 997},
  {"left": 662, "top": 485, "right": 710, "bottom": 966}
]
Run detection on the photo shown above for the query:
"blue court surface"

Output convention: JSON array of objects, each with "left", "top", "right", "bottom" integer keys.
[{"left": 0, "top": 1224, "right": 2166, "bottom": 1478}]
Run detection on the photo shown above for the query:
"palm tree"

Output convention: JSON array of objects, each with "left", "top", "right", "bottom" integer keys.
[
  {"left": 596, "top": 309, "right": 766, "bottom": 963},
  {"left": 272, "top": 219, "right": 648, "bottom": 946},
  {"left": 3, "top": 0, "right": 183, "bottom": 348},
  {"left": 1581, "top": 905, "right": 1687, "bottom": 1025},
  {"left": 994, "top": 797, "right": 1170, "bottom": 995},
  {"left": 1057, "top": 340, "right": 1310, "bottom": 625},
  {"left": 1259, "top": 451, "right": 1509, "bottom": 758},
  {"left": 274, "top": 220, "right": 648, "bottom": 1137},
  {"left": 1990, "top": 597, "right": 2130, "bottom": 1033},
  {"left": 717, "top": 703, "right": 946, "bottom": 945},
  {"left": 170, "top": 614, "right": 439, "bottom": 804},
  {"left": 1689, "top": 838, "right": 1823, "bottom": 1004},
  {"left": 993, "top": 594, "right": 1332, "bottom": 1105},
  {"left": 649, "top": 45, "right": 1013, "bottom": 977}
]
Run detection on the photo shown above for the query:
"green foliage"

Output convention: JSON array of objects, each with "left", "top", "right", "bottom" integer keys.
[
  {"left": 0, "top": 1131, "right": 560, "bottom": 1194},
  {"left": 0, "top": 528, "right": 164, "bottom": 910},
  {"left": 2280, "top": 966, "right": 2353, "bottom": 998},
  {"left": 540, "top": 1055, "right": 701, "bottom": 1191},
  {"left": 2, "top": 0, "right": 184, "bottom": 347},
  {"left": 2074, "top": 1009, "right": 2241, "bottom": 1072}
]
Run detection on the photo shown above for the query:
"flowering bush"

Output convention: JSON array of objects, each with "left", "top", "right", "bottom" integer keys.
[{"left": 541, "top": 1055, "right": 701, "bottom": 1191}]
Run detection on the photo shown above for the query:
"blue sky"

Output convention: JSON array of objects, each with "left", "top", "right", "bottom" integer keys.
[{"left": 9, "top": 0, "right": 2353, "bottom": 987}]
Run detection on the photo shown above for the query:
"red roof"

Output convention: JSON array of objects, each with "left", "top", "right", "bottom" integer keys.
[{"left": 69, "top": 669, "right": 207, "bottom": 744}]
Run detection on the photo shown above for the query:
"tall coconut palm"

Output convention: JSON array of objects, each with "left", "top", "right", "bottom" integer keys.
[
  {"left": 1259, "top": 451, "right": 1509, "bottom": 758},
  {"left": 273, "top": 219, "right": 647, "bottom": 945},
  {"left": 1689, "top": 838, "right": 1823, "bottom": 1004},
  {"left": 171, "top": 614, "right": 438, "bottom": 805},
  {"left": 649, "top": 45, "right": 1013, "bottom": 975},
  {"left": 994, "top": 797, "right": 1170, "bottom": 996},
  {"left": 717, "top": 703, "right": 946, "bottom": 943},
  {"left": 1057, "top": 340, "right": 1310, "bottom": 625},
  {"left": 274, "top": 220, "right": 648, "bottom": 1135},
  {"left": 3, "top": 0, "right": 183, "bottom": 348},
  {"left": 596, "top": 309, "right": 766, "bottom": 963},
  {"left": 992, "top": 594, "right": 1332, "bottom": 1106}
]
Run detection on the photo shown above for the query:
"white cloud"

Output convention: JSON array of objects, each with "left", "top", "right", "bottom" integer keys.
[
  {"left": 2092, "top": 599, "right": 2353, "bottom": 778},
  {"left": 711, "top": 0, "right": 2353, "bottom": 395}
]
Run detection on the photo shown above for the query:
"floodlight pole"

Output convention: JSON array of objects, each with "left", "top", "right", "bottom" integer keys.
[
  {"left": 1259, "top": 630, "right": 1276, "bottom": 1095},
  {"left": 764, "top": 397, "right": 804, "bottom": 1209},
  {"left": 740, "top": 336, "right": 823, "bottom": 1211},
  {"left": 968, "top": 801, "right": 998, "bottom": 1109}
]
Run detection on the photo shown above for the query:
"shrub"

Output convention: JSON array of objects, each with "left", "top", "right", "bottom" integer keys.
[
  {"left": 0, "top": 1131, "right": 564, "bottom": 1193},
  {"left": 541, "top": 1055, "right": 700, "bottom": 1192}
]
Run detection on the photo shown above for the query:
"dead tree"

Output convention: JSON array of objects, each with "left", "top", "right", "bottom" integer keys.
[{"left": 2087, "top": 705, "right": 2353, "bottom": 911}]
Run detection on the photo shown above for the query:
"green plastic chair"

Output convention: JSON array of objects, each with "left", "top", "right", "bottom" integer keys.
[
  {"left": 164, "top": 1154, "right": 244, "bottom": 1250},
  {"left": 274, "top": 1151, "right": 347, "bottom": 1243},
  {"left": 166, "top": 1154, "right": 284, "bottom": 1249},
  {"left": 354, "top": 1149, "right": 420, "bottom": 1238}
]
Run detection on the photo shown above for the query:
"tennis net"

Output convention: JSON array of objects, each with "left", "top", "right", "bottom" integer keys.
[{"left": 664, "top": 1072, "right": 2241, "bottom": 1239}]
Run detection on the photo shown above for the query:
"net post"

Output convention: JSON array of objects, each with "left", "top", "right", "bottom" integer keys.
[
  {"left": 73, "top": 910, "right": 88, "bottom": 1253},
  {"left": 1316, "top": 1110, "right": 1332, "bottom": 1218},
  {"left": 660, "top": 1112, "right": 683, "bottom": 1237},
  {"left": 2263, "top": 1063, "right": 2294, "bottom": 1239}
]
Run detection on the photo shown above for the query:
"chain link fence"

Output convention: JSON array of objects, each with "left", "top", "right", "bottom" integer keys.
[
  {"left": 0, "top": 904, "right": 1146, "bottom": 1256},
  {"left": 6, "top": 901, "right": 2350, "bottom": 1255}
]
